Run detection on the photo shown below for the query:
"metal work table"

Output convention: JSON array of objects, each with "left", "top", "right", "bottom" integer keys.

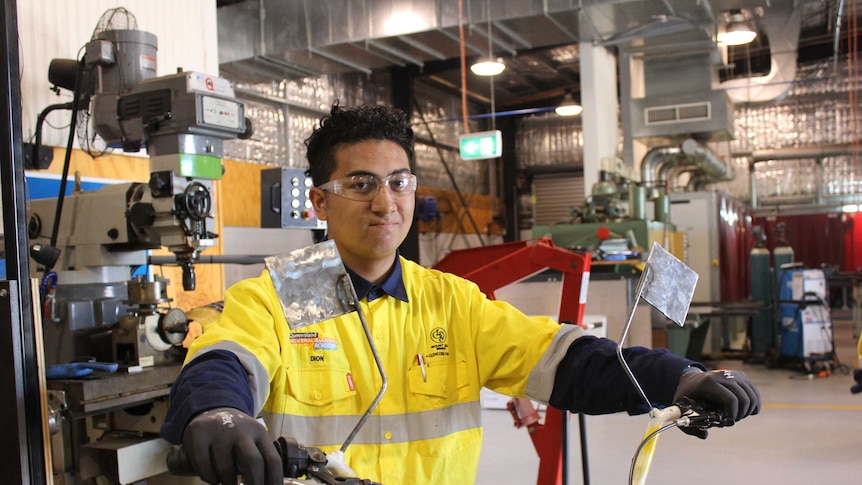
[
  {"left": 47, "top": 363, "right": 181, "bottom": 417},
  {"left": 827, "top": 271, "right": 862, "bottom": 338},
  {"left": 686, "top": 301, "right": 766, "bottom": 360}
]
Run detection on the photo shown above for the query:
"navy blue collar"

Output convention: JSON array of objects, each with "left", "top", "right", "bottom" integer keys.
[{"left": 344, "top": 255, "right": 409, "bottom": 302}]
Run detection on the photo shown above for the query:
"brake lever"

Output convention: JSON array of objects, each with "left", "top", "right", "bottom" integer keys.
[
  {"left": 674, "top": 397, "right": 735, "bottom": 431},
  {"left": 166, "top": 437, "right": 382, "bottom": 485}
]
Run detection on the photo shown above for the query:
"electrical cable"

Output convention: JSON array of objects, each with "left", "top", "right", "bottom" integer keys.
[
  {"left": 29, "top": 102, "right": 73, "bottom": 168},
  {"left": 48, "top": 55, "right": 86, "bottom": 251},
  {"left": 627, "top": 422, "right": 678, "bottom": 485},
  {"left": 812, "top": 293, "right": 851, "bottom": 375},
  {"left": 458, "top": 0, "right": 470, "bottom": 134}
]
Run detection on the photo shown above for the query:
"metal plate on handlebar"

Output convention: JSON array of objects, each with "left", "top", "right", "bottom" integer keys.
[
  {"left": 265, "top": 240, "right": 357, "bottom": 329},
  {"left": 640, "top": 242, "right": 698, "bottom": 327}
]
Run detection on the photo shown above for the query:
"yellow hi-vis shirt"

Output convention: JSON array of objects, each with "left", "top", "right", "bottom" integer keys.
[{"left": 186, "top": 256, "right": 582, "bottom": 485}]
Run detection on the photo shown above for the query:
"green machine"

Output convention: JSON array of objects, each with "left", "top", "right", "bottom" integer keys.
[{"left": 532, "top": 220, "right": 681, "bottom": 261}]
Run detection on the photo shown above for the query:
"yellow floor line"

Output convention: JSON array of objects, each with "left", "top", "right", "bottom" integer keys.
[{"left": 763, "top": 403, "right": 862, "bottom": 411}]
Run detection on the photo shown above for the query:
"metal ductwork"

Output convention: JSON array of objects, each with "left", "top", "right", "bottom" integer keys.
[
  {"left": 640, "top": 146, "right": 682, "bottom": 187},
  {"left": 641, "top": 139, "right": 728, "bottom": 188},
  {"left": 623, "top": 2, "right": 803, "bottom": 144},
  {"left": 720, "top": 2, "right": 801, "bottom": 104},
  {"left": 679, "top": 138, "right": 728, "bottom": 181},
  {"left": 742, "top": 143, "right": 855, "bottom": 209},
  {"left": 215, "top": 0, "right": 792, "bottom": 87},
  {"left": 628, "top": 49, "right": 735, "bottom": 145},
  {"left": 216, "top": 0, "right": 584, "bottom": 83}
]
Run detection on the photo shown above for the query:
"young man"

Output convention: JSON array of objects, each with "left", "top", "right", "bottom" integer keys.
[{"left": 161, "top": 103, "right": 760, "bottom": 485}]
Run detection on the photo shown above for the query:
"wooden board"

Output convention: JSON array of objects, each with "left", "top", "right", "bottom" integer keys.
[{"left": 219, "top": 159, "right": 271, "bottom": 228}]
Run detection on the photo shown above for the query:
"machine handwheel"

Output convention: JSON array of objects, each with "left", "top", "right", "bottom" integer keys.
[{"left": 181, "top": 182, "right": 212, "bottom": 221}]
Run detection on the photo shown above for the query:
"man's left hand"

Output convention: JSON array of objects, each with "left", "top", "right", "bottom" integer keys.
[{"left": 673, "top": 368, "right": 761, "bottom": 423}]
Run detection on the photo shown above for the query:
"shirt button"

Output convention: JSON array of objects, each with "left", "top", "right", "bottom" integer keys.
[
  {"left": 375, "top": 333, "right": 383, "bottom": 340},
  {"left": 313, "top": 392, "right": 322, "bottom": 400},
  {"left": 384, "top": 431, "right": 392, "bottom": 440}
]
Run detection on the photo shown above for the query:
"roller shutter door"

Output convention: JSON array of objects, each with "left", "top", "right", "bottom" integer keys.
[{"left": 532, "top": 173, "right": 585, "bottom": 226}]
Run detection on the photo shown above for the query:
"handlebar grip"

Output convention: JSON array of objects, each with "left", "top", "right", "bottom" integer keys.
[{"left": 165, "top": 445, "right": 196, "bottom": 476}]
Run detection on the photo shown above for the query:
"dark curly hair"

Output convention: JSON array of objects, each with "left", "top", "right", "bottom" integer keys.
[{"left": 304, "top": 102, "right": 415, "bottom": 187}]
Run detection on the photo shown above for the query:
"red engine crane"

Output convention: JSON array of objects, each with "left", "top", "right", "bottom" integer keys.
[{"left": 433, "top": 237, "right": 592, "bottom": 485}]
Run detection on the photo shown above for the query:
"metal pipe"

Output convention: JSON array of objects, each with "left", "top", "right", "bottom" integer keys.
[
  {"left": 640, "top": 146, "right": 681, "bottom": 187},
  {"left": 654, "top": 193, "right": 670, "bottom": 223},
  {"left": 738, "top": 143, "right": 855, "bottom": 162},
  {"left": 749, "top": 162, "right": 759, "bottom": 209},
  {"left": 816, "top": 158, "right": 824, "bottom": 206},
  {"left": 834, "top": 0, "right": 846, "bottom": 74},
  {"left": 680, "top": 138, "right": 727, "bottom": 179},
  {"left": 743, "top": 144, "right": 854, "bottom": 208},
  {"left": 339, "top": 275, "right": 388, "bottom": 453},
  {"left": 685, "top": 173, "right": 709, "bottom": 192},
  {"left": 666, "top": 165, "right": 699, "bottom": 190},
  {"left": 657, "top": 156, "right": 686, "bottom": 185},
  {"left": 148, "top": 255, "right": 267, "bottom": 265},
  {"left": 629, "top": 184, "right": 646, "bottom": 220}
]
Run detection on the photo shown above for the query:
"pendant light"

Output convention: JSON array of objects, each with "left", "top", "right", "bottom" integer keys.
[
  {"left": 555, "top": 93, "right": 583, "bottom": 117},
  {"left": 717, "top": 12, "right": 757, "bottom": 46},
  {"left": 470, "top": 57, "right": 506, "bottom": 76},
  {"left": 470, "top": 9, "right": 505, "bottom": 77}
]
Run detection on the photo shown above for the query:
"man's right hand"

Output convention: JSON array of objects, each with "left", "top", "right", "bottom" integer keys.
[{"left": 182, "top": 407, "right": 283, "bottom": 485}]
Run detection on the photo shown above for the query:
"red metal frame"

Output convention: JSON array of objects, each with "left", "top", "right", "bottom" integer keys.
[{"left": 433, "top": 237, "right": 592, "bottom": 485}]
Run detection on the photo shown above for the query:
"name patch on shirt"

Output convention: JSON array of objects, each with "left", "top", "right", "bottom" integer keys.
[{"left": 290, "top": 331, "right": 338, "bottom": 351}]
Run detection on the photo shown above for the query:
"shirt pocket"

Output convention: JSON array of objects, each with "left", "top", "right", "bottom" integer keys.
[
  {"left": 408, "top": 359, "right": 470, "bottom": 401},
  {"left": 286, "top": 366, "right": 357, "bottom": 407}
]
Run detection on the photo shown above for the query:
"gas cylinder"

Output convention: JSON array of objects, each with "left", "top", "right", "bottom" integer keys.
[
  {"left": 750, "top": 226, "right": 772, "bottom": 354},
  {"left": 772, "top": 222, "right": 795, "bottom": 291}
]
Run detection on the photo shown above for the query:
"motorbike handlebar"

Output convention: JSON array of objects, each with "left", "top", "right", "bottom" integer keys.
[{"left": 165, "top": 437, "right": 381, "bottom": 485}]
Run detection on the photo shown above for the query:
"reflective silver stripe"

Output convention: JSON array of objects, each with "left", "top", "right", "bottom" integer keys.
[
  {"left": 263, "top": 400, "right": 482, "bottom": 447},
  {"left": 525, "top": 325, "right": 585, "bottom": 403},
  {"left": 188, "top": 341, "right": 270, "bottom": 414}
]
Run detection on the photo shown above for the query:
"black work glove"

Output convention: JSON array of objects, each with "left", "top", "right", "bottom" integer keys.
[
  {"left": 672, "top": 368, "right": 761, "bottom": 439},
  {"left": 182, "top": 407, "right": 283, "bottom": 485}
]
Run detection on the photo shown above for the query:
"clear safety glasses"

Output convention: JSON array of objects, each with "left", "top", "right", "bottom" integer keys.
[{"left": 318, "top": 172, "right": 417, "bottom": 202}]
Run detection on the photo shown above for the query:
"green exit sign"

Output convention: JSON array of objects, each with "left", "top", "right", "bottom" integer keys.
[{"left": 459, "top": 130, "right": 502, "bottom": 160}]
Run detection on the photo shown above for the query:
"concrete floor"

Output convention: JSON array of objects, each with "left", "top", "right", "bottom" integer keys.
[{"left": 476, "top": 310, "right": 862, "bottom": 485}]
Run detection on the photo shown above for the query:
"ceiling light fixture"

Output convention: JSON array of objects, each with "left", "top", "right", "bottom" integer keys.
[
  {"left": 470, "top": 57, "right": 506, "bottom": 76},
  {"left": 717, "top": 13, "right": 757, "bottom": 46},
  {"left": 555, "top": 93, "right": 582, "bottom": 117},
  {"left": 471, "top": 9, "right": 505, "bottom": 78}
]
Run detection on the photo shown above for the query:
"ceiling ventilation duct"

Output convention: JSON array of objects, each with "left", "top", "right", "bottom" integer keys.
[
  {"left": 720, "top": 3, "right": 801, "bottom": 103},
  {"left": 629, "top": 51, "right": 735, "bottom": 146},
  {"left": 216, "top": 0, "right": 583, "bottom": 84},
  {"left": 640, "top": 139, "right": 729, "bottom": 189},
  {"left": 625, "top": 3, "right": 802, "bottom": 145}
]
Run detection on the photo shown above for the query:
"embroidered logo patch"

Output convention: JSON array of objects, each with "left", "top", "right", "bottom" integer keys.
[
  {"left": 428, "top": 326, "right": 449, "bottom": 357},
  {"left": 430, "top": 327, "right": 447, "bottom": 344},
  {"left": 290, "top": 332, "right": 338, "bottom": 351}
]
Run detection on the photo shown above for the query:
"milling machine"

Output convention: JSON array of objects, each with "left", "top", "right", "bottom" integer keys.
[{"left": 27, "top": 10, "right": 251, "bottom": 484}]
